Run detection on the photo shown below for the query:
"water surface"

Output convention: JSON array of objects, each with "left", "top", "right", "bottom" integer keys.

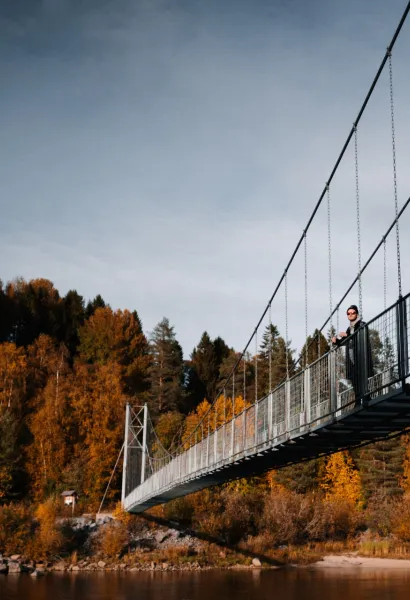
[{"left": 2, "top": 568, "right": 410, "bottom": 600}]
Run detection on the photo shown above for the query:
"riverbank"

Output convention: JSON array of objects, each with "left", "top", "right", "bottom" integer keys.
[
  {"left": 4, "top": 553, "right": 410, "bottom": 576},
  {"left": 3, "top": 512, "right": 410, "bottom": 576},
  {"left": 312, "top": 554, "right": 410, "bottom": 569}
]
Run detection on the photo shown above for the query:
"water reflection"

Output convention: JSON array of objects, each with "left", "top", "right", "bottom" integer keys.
[{"left": 2, "top": 569, "right": 410, "bottom": 600}]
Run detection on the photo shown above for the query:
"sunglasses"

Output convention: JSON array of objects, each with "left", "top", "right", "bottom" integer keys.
[{"left": 347, "top": 311, "right": 357, "bottom": 316}]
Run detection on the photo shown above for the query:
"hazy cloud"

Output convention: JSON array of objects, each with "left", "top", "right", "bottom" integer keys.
[{"left": 1, "top": 0, "right": 409, "bottom": 357}]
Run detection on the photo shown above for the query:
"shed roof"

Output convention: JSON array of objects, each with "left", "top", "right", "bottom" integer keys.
[{"left": 61, "top": 490, "right": 77, "bottom": 496}]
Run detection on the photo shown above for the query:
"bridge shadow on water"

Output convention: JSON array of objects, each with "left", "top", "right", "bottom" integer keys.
[{"left": 138, "top": 512, "right": 285, "bottom": 567}]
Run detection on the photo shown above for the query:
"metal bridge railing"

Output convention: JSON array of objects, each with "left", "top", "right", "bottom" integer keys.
[{"left": 124, "top": 295, "right": 410, "bottom": 512}]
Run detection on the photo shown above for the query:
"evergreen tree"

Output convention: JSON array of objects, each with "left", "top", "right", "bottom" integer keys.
[
  {"left": 60, "top": 290, "right": 85, "bottom": 357},
  {"left": 355, "top": 438, "right": 405, "bottom": 500},
  {"left": 274, "top": 459, "right": 321, "bottom": 494},
  {"left": 0, "top": 280, "right": 13, "bottom": 342},
  {"left": 4, "top": 278, "right": 61, "bottom": 347},
  {"left": 148, "top": 318, "right": 184, "bottom": 414},
  {"left": 85, "top": 294, "right": 106, "bottom": 319},
  {"left": 186, "top": 333, "right": 231, "bottom": 409},
  {"left": 300, "top": 329, "right": 329, "bottom": 368},
  {"left": 0, "top": 411, "right": 19, "bottom": 501},
  {"left": 258, "top": 323, "right": 294, "bottom": 394}
]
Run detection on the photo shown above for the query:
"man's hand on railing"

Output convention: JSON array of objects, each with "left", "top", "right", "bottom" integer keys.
[{"left": 332, "top": 332, "right": 348, "bottom": 344}]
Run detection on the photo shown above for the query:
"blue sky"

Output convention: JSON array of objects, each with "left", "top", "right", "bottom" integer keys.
[{"left": 1, "top": 0, "right": 410, "bottom": 357}]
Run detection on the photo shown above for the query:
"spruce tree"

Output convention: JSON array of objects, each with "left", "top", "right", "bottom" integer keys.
[
  {"left": 258, "top": 323, "right": 294, "bottom": 394},
  {"left": 148, "top": 318, "right": 184, "bottom": 414},
  {"left": 355, "top": 438, "right": 405, "bottom": 500},
  {"left": 60, "top": 290, "right": 85, "bottom": 357}
]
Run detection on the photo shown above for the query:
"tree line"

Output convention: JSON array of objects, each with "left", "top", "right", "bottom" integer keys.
[{"left": 1, "top": 276, "right": 409, "bottom": 527}]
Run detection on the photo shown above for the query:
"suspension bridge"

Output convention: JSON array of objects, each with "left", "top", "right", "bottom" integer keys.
[{"left": 122, "top": 3, "right": 410, "bottom": 514}]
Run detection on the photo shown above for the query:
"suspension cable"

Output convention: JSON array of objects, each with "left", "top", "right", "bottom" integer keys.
[
  {"left": 388, "top": 50, "right": 402, "bottom": 298},
  {"left": 243, "top": 354, "right": 246, "bottom": 403},
  {"left": 98, "top": 442, "right": 124, "bottom": 514},
  {"left": 269, "top": 302, "right": 273, "bottom": 391},
  {"left": 232, "top": 371, "right": 235, "bottom": 416},
  {"left": 326, "top": 184, "right": 333, "bottom": 332},
  {"left": 304, "top": 232, "right": 308, "bottom": 366},
  {"left": 384, "top": 237, "right": 387, "bottom": 311},
  {"left": 285, "top": 272, "right": 289, "bottom": 380},
  {"left": 274, "top": 196, "right": 410, "bottom": 393},
  {"left": 255, "top": 329, "right": 258, "bottom": 402},
  {"left": 172, "top": 2, "right": 410, "bottom": 451},
  {"left": 354, "top": 126, "right": 363, "bottom": 316},
  {"left": 294, "top": 196, "right": 410, "bottom": 371}
]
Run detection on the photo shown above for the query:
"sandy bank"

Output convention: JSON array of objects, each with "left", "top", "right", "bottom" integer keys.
[{"left": 312, "top": 554, "right": 410, "bottom": 569}]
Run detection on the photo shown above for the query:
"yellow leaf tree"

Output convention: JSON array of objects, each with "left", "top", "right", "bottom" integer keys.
[{"left": 320, "top": 451, "right": 362, "bottom": 506}]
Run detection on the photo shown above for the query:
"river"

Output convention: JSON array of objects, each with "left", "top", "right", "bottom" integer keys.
[{"left": 2, "top": 569, "right": 410, "bottom": 600}]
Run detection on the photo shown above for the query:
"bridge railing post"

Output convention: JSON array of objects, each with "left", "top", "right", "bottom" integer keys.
[
  {"left": 329, "top": 351, "right": 337, "bottom": 416},
  {"left": 254, "top": 401, "right": 259, "bottom": 448},
  {"left": 357, "top": 327, "right": 369, "bottom": 404},
  {"left": 121, "top": 402, "right": 130, "bottom": 506},
  {"left": 214, "top": 427, "right": 218, "bottom": 466},
  {"left": 285, "top": 380, "right": 290, "bottom": 437},
  {"left": 231, "top": 415, "right": 235, "bottom": 457},
  {"left": 397, "top": 297, "right": 409, "bottom": 383},
  {"left": 268, "top": 392, "right": 273, "bottom": 441},
  {"left": 304, "top": 368, "right": 310, "bottom": 426}
]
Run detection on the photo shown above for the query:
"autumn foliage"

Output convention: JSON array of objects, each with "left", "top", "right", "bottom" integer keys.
[{"left": 2, "top": 276, "right": 410, "bottom": 556}]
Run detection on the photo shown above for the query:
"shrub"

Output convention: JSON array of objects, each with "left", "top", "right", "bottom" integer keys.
[
  {"left": 0, "top": 503, "right": 33, "bottom": 555},
  {"left": 307, "top": 497, "right": 362, "bottom": 540},
  {"left": 364, "top": 491, "right": 394, "bottom": 536},
  {"left": 164, "top": 496, "right": 194, "bottom": 523},
  {"left": 96, "top": 521, "right": 129, "bottom": 558},
  {"left": 391, "top": 494, "right": 410, "bottom": 541},
  {"left": 221, "top": 490, "right": 261, "bottom": 544},
  {"left": 33, "top": 497, "right": 63, "bottom": 557},
  {"left": 259, "top": 489, "right": 313, "bottom": 545}
]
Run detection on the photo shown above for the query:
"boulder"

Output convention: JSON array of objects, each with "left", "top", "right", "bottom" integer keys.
[
  {"left": 10, "top": 555, "right": 21, "bottom": 561},
  {"left": 8, "top": 561, "right": 21, "bottom": 573},
  {"left": 97, "top": 561, "right": 106, "bottom": 568},
  {"left": 155, "top": 531, "right": 169, "bottom": 544},
  {"left": 252, "top": 558, "right": 262, "bottom": 568},
  {"left": 53, "top": 562, "right": 67, "bottom": 571}
]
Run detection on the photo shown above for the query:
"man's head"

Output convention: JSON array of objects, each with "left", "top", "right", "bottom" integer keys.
[{"left": 347, "top": 304, "right": 359, "bottom": 322}]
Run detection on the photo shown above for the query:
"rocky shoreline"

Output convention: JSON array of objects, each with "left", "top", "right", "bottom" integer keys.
[{"left": 0, "top": 554, "right": 263, "bottom": 576}]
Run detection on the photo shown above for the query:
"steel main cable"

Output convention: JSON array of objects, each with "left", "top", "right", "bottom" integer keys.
[
  {"left": 183, "top": 193, "right": 410, "bottom": 450},
  {"left": 292, "top": 195, "right": 410, "bottom": 374},
  {"left": 160, "top": 2, "right": 410, "bottom": 453},
  {"left": 180, "top": 2, "right": 410, "bottom": 449}
]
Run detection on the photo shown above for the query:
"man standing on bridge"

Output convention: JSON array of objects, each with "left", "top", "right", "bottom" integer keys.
[{"left": 331, "top": 304, "right": 373, "bottom": 405}]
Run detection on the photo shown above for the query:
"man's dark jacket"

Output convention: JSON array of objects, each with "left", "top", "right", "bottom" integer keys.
[{"left": 334, "top": 319, "right": 374, "bottom": 384}]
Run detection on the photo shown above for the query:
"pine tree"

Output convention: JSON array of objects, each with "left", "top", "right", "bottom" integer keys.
[
  {"left": 0, "top": 411, "right": 19, "bottom": 500},
  {"left": 186, "top": 333, "right": 231, "bottom": 409},
  {"left": 300, "top": 329, "right": 329, "bottom": 368},
  {"left": 60, "top": 290, "right": 85, "bottom": 357},
  {"left": 274, "top": 459, "right": 321, "bottom": 494},
  {"left": 148, "top": 318, "right": 184, "bottom": 415},
  {"left": 85, "top": 294, "right": 106, "bottom": 319},
  {"left": 355, "top": 438, "right": 405, "bottom": 500},
  {"left": 258, "top": 323, "right": 294, "bottom": 394}
]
